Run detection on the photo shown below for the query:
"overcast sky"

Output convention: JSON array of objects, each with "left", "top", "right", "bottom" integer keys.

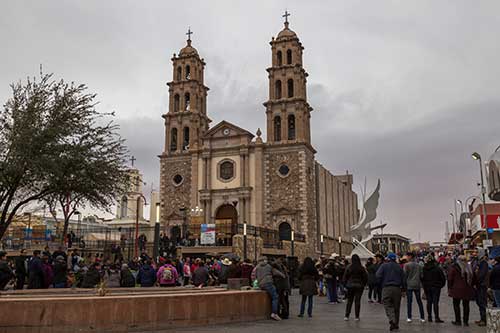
[{"left": 1, "top": 1, "right": 499, "bottom": 243}]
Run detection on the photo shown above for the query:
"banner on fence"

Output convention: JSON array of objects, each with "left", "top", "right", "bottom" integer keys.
[{"left": 200, "top": 224, "right": 216, "bottom": 245}]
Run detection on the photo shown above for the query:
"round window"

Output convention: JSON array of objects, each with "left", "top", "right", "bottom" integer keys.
[
  {"left": 173, "top": 174, "right": 183, "bottom": 185},
  {"left": 220, "top": 161, "right": 234, "bottom": 180},
  {"left": 278, "top": 164, "right": 290, "bottom": 176}
]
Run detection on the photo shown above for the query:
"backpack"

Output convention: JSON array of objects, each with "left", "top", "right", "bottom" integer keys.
[{"left": 162, "top": 266, "right": 173, "bottom": 281}]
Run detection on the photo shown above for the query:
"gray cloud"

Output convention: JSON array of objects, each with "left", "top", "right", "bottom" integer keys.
[{"left": 1, "top": 1, "right": 500, "bottom": 242}]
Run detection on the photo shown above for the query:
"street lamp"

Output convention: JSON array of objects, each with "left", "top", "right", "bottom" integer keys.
[
  {"left": 153, "top": 203, "right": 161, "bottom": 261},
  {"left": 450, "top": 212, "right": 457, "bottom": 249},
  {"left": 320, "top": 234, "right": 324, "bottom": 256},
  {"left": 472, "top": 152, "right": 490, "bottom": 243},
  {"left": 243, "top": 222, "right": 248, "bottom": 261},
  {"left": 134, "top": 194, "right": 147, "bottom": 258},
  {"left": 291, "top": 230, "right": 295, "bottom": 257},
  {"left": 338, "top": 236, "right": 342, "bottom": 257}
]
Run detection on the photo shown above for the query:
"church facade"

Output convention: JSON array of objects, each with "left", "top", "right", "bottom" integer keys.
[{"left": 159, "top": 19, "right": 358, "bottom": 257}]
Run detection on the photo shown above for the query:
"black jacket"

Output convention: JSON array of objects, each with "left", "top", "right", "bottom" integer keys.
[
  {"left": 120, "top": 268, "right": 135, "bottom": 287},
  {"left": 81, "top": 267, "right": 101, "bottom": 288},
  {"left": 53, "top": 261, "right": 68, "bottom": 285},
  {"left": 422, "top": 261, "right": 446, "bottom": 289},
  {"left": 343, "top": 264, "right": 368, "bottom": 288},
  {"left": 136, "top": 265, "right": 156, "bottom": 287},
  {"left": 490, "top": 263, "right": 500, "bottom": 290},
  {"left": 14, "top": 256, "right": 27, "bottom": 276}
]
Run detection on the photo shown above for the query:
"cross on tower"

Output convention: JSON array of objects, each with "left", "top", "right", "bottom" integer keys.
[
  {"left": 130, "top": 156, "right": 136, "bottom": 167},
  {"left": 186, "top": 27, "right": 193, "bottom": 41},
  {"left": 282, "top": 10, "right": 290, "bottom": 24}
]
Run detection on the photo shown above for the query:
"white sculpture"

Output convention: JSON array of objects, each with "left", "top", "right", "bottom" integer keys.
[{"left": 350, "top": 179, "right": 385, "bottom": 244}]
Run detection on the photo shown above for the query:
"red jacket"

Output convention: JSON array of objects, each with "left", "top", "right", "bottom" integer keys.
[{"left": 448, "top": 264, "right": 475, "bottom": 300}]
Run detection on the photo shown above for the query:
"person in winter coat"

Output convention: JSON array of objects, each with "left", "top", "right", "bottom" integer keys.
[
  {"left": 227, "top": 260, "right": 242, "bottom": 279},
  {"left": 28, "top": 250, "right": 45, "bottom": 289},
  {"left": 490, "top": 256, "right": 500, "bottom": 307},
  {"left": 81, "top": 262, "right": 102, "bottom": 288},
  {"left": 376, "top": 253, "right": 405, "bottom": 332},
  {"left": 157, "top": 259, "right": 179, "bottom": 287},
  {"left": 136, "top": 260, "right": 156, "bottom": 287},
  {"left": 53, "top": 256, "right": 68, "bottom": 288},
  {"left": 343, "top": 254, "right": 368, "bottom": 321},
  {"left": 120, "top": 264, "right": 136, "bottom": 287},
  {"left": 255, "top": 256, "right": 284, "bottom": 321},
  {"left": 474, "top": 254, "right": 489, "bottom": 327},
  {"left": 324, "top": 255, "right": 339, "bottom": 303},
  {"left": 298, "top": 257, "right": 320, "bottom": 318},
  {"left": 218, "top": 258, "right": 231, "bottom": 284},
  {"left": 366, "top": 257, "right": 378, "bottom": 303},
  {"left": 0, "top": 251, "right": 14, "bottom": 290},
  {"left": 41, "top": 254, "right": 54, "bottom": 289},
  {"left": 240, "top": 259, "right": 254, "bottom": 286},
  {"left": 404, "top": 252, "right": 425, "bottom": 323},
  {"left": 272, "top": 258, "right": 291, "bottom": 319},
  {"left": 422, "top": 253, "right": 446, "bottom": 323},
  {"left": 448, "top": 255, "right": 475, "bottom": 327},
  {"left": 192, "top": 261, "right": 209, "bottom": 287},
  {"left": 103, "top": 264, "right": 121, "bottom": 288},
  {"left": 14, "top": 249, "right": 27, "bottom": 290}
]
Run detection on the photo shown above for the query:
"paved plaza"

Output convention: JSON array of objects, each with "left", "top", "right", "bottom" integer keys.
[{"left": 164, "top": 290, "right": 486, "bottom": 333}]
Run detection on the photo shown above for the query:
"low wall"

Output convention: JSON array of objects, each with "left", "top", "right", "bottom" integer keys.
[{"left": 0, "top": 288, "right": 271, "bottom": 332}]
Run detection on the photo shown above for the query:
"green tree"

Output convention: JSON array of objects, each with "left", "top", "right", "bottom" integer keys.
[{"left": 0, "top": 72, "right": 129, "bottom": 240}]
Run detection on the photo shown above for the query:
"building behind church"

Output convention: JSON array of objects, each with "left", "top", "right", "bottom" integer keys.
[{"left": 159, "top": 18, "right": 359, "bottom": 259}]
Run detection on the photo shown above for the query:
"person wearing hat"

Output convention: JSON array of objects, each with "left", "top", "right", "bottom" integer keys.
[
  {"left": 376, "top": 252, "right": 405, "bottom": 331},
  {"left": 0, "top": 251, "right": 14, "bottom": 290},
  {"left": 218, "top": 258, "right": 232, "bottom": 284},
  {"left": 53, "top": 255, "right": 68, "bottom": 288},
  {"left": 324, "top": 254, "right": 339, "bottom": 304}
]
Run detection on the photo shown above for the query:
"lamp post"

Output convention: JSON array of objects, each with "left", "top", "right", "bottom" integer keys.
[
  {"left": 243, "top": 222, "right": 247, "bottom": 261},
  {"left": 320, "top": 234, "right": 324, "bottom": 256},
  {"left": 23, "top": 212, "right": 32, "bottom": 247},
  {"left": 338, "top": 236, "right": 342, "bottom": 257},
  {"left": 153, "top": 203, "right": 161, "bottom": 261},
  {"left": 472, "top": 152, "right": 489, "bottom": 243},
  {"left": 450, "top": 213, "right": 457, "bottom": 250},
  {"left": 134, "top": 194, "right": 147, "bottom": 259},
  {"left": 291, "top": 230, "right": 295, "bottom": 257}
]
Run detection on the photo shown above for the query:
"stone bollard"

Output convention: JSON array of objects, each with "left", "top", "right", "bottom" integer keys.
[{"left": 487, "top": 307, "right": 500, "bottom": 333}]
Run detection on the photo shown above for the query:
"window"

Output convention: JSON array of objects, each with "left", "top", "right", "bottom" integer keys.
[
  {"left": 176, "top": 66, "right": 182, "bottom": 81},
  {"left": 219, "top": 160, "right": 234, "bottom": 181},
  {"left": 170, "top": 128, "right": 177, "bottom": 152},
  {"left": 275, "top": 80, "right": 282, "bottom": 99},
  {"left": 288, "top": 114, "right": 295, "bottom": 140},
  {"left": 277, "top": 51, "right": 282, "bottom": 66},
  {"left": 287, "top": 79, "right": 294, "bottom": 98},
  {"left": 274, "top": 116, "right": 281, "bottom": 142},
  {"left": 278, "top": 164, "right": 290, "bottom": 177},
  {"left": 173, "top": 94, "right": 180, "bottom": 112},
  {"left": 185, "top": 65, "right": 191, "bottom": 80},
  {"left": 183, "top": 127, "right": 190, "bottom": 150},
  {"left": 184, "top": 93, "right": 190, "bottom": 111},
  {"left": 173, "top": 174, "right": 183, "bottom": 186},
  {"left": 278, "top": 222, "right": 291, "bottom": 241},
  {"left": 287, "top": 49, "right": 292, "bottom": 64}
]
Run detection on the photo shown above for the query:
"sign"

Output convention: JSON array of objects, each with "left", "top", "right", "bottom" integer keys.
[
  {"left": 487, "top": 228, "right": 494, "bottom": 234},
  {"left": 483, "top": 239, "right": 493, "bottom": 248},
  {"left": 200, "top": 224, "right": 216, "bottom": 245}
]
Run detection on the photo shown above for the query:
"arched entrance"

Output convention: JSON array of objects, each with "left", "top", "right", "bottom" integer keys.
[
  {"left": 279, "top": 222, "right": 292, "bottom": 241},
  {"left": 215, "top": 204, "right": 238, "bottom": 246},
  {"left": 171, "top": 226, "right": 181, "bottom": 242}
]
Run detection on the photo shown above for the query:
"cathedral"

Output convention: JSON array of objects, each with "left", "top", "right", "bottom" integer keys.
[{"left": 159, "top": 16, "right": 359, "bottom": 258}]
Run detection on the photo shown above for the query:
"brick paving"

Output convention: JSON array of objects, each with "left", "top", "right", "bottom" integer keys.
[{"left": 163, "top": 289, "right": 487, "bottom": 333}]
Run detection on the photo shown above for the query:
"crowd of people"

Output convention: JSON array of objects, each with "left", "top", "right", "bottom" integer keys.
[
  {"left": 258, "top": 249, "right": 499, "bottom": 331},
  {"left": 1, "top": 246, "right": 500, "bottom": 331}
]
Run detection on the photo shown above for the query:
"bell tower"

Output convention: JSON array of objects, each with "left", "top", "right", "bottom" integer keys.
[
  {"left": 264, "top": 12, "right": 313, "bottom": 146},
  {"left": 163, "top": 28, "right": 210, "bottom": 155}
]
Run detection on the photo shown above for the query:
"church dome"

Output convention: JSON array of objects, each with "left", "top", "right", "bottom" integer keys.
[
  {"left": 179, "top": 40, "right": 198, "bottom": 56},
  {"left": 277, "top": 22, "right": 297, "bottom": 40}
]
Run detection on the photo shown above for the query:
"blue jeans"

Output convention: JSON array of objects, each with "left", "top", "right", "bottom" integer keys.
[
  {"left": 406, "top": 289, "right": 425, "bottom": 319},
  {"left": 476, "top": 286, "right": 487, "bottom": 322},
  {"left": 261, "top": 283, "right": 279, "bottom": 314},
  {"left": 326, "top": 279, "right": 338, "bottom": 302},
  {"left": 300, "top": 295, "right": 314, "bottom": 316},
  {"left": 493, "top": 289, "right": 500, "bottom": 307}
]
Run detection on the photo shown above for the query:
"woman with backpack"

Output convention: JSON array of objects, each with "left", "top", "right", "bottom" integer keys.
[
  {"left": 343, "top": 254, "right": 368, "bottom": 321},
  {"left": 157, "top": 258, "right": 179, "bottom": 287}
]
